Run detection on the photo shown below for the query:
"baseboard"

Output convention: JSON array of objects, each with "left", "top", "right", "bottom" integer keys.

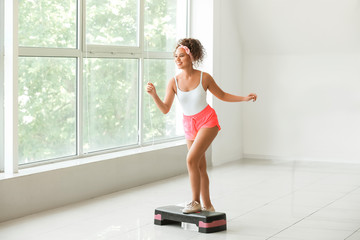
[{"left": 242, "top": 153, "right": 360, "bottom": 164}]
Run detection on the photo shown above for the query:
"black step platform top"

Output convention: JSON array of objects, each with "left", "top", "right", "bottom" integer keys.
[{"left": 154, "top": 205, "right": 226, "bottom": 233}]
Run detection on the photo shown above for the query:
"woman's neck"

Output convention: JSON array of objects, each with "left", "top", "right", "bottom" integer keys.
[{"left": 181, "top": 67, "right": 197, "bottom": 79}]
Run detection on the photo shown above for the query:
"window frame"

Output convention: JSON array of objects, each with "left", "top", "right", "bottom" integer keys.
[
  {"left": 0, "top": 0, "right": 4, "bottom": 172},
  {"left": 2, "top": 0, "right": 190, "bottom": 170},
  {"left": 3, "top": 0, "right": 19, "bottom": 173}
]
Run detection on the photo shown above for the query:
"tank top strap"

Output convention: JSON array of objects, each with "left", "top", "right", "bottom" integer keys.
[
  {"left": 200, "top": 71, "right": 203, "bottom": 84},
  {"left": 174, "top": 75, "right": 179, "bottom": 89}
]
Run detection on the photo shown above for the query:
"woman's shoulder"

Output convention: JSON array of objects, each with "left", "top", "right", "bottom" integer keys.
[
  {"left": 200, "top": 71, "right": 214, "bottom": 83},
  {"left": 167, "top": 76, "right": 177, "bottom": 92},
  {"left": 171, "top": 76, "right": 179, "bottom": 87},
  {"left": 201, "top": 71, "right": 211, "bottom": 77}
]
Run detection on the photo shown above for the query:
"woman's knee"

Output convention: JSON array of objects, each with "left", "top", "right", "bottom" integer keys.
[
  {"left": 186, "top": 155, "right": 198, "bottom": 168},
  {"left": 187, "top": 151, "right": 203, "bottom": 168}
]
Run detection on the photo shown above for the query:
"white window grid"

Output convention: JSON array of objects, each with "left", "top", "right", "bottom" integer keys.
[{"left": 1, "top": 0, "right": 191, "bottom": 173}]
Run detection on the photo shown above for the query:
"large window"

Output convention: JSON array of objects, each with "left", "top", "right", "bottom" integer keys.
[
  {"left": 83, "top": 58, "right": 139, "bottom": 153},
  {"left": 13, "top": 0, "right": 188, "bottom": 166},
  {"left": 18, "top": 57, "right": 77, "bottom": 164},
  {"left": 143, "top": 59, "right": 182, "bottom": 143},
  {"left": 18, "top": 0, "right": 77, "bottom": 48},
  {"left": 86, "top": 0, "right": 138, "bottom": 46}
]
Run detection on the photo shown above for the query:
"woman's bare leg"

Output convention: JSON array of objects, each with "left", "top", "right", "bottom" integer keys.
[
  {"left": 199, "top": 154, "right": 212, "bottom": 208},
  {"left": 186, "top": 127, "right": 218, "bottom": 206},
  {"left": 186, "top": 141, "right": 212, "bottom": 208}
]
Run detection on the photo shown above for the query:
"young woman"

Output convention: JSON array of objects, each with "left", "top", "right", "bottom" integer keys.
[{"left": 146, "top": 38, "right": 257, "bottom": 213}]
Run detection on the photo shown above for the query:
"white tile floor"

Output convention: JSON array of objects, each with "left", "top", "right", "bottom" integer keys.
[{"left": 1, "top": 159, "right": 360, "bottom": 240}]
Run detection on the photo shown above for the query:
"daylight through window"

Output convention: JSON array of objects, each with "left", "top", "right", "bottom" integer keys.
[{"left": 14, "top": 0, "right": 188, "bottom": 165}]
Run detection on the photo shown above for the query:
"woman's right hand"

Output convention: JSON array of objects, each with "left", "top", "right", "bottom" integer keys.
[{"left": 146, "top": 82, "right": 156, "bottom": 96}]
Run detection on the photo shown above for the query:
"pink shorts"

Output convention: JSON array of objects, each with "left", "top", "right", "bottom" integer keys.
[{"left": 183, "top": 105, "right": 221, "bottom": 140}]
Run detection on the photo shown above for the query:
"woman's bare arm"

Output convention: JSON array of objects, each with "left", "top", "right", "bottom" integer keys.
[
  {"left": 204, "top": 73, "right": 257, "bottom": 102},
  {"left": 146, "top": 78, "right": 176, "bottom": 114}
]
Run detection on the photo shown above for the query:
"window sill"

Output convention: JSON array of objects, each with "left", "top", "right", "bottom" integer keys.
[{"left": 0, "top": 139, "right": 186, "bottom": 180}]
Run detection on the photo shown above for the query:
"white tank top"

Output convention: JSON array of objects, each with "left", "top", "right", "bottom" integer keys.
[{"left": 174, "top": 71, "right": 208, "bottom": 116}]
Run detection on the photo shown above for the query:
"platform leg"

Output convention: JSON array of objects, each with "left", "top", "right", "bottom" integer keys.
[
  {"left": 154, "top": 213, "right": 181, "bottom": 226},
  {"left": 154, "top": 219, "right": 181, "bottom": 226},
  {"left": 198, "top": 219, "right": 227, "bottom": 233}
]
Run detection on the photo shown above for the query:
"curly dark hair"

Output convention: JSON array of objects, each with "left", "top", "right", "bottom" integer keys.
[{"left": 175, "top": 38, "right": 206, "bottom": 66}]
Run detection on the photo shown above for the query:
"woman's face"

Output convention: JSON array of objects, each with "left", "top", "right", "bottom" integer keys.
[{"left": 174, "top": 47, "right": 191, "bottom": 69}]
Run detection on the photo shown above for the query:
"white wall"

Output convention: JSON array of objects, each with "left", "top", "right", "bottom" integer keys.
[
  {"left": 243, "top": 54, "right": 360, "bottom": 162},
  {"left": 236, "top": 0, "right": 360, "bottom": 55},
  {"left": 238, "top": 0, "right": 360, "bottom": 163},
  {"left": 190, "top": 0, "right": 246, "bottom": 166},
  {"left": 186, "top": 1, "right": 245, "bottom": 167},
  {"left": 191, "top": 0, "right": 244, "bottom": 166},
  {"left": 0, "top": 144, "right": 188, "bottom": 222},
  {"left": 190, "top": 0, "right": 214, "bottom": 74},
  {"left": 189, "top": 0, "right": 215, "bottom": 166},
  {"left": 211, "top": 0, "right": 244, "bottom": 166}
]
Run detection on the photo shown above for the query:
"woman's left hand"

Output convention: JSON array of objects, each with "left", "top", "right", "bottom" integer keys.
[{"left": 247, "top": 93, "right": 257, "bottom": 102}]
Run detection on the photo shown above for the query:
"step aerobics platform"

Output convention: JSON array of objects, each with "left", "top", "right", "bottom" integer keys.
[{"left": 154, "top": 205, "right": 226, "bottom": 233}]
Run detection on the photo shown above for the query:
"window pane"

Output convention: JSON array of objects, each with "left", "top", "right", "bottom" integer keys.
[
  {"left": 143, "top": 59, "right": 183, "bottom": 143},
  {"left": 144, "top": 0, "right": 187, "bottom": 52},
  {"left": 86, "top": 0, "right": 138, "bottom": 46},
  {"left": 18, "top": 57, "right": 77, "bottom": 164},
  {"left": 83, "top": 58, "right": 138, "bottom": 153},
  {"left": 18, "top": 0, "right": 76, "bottom": 48}
]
